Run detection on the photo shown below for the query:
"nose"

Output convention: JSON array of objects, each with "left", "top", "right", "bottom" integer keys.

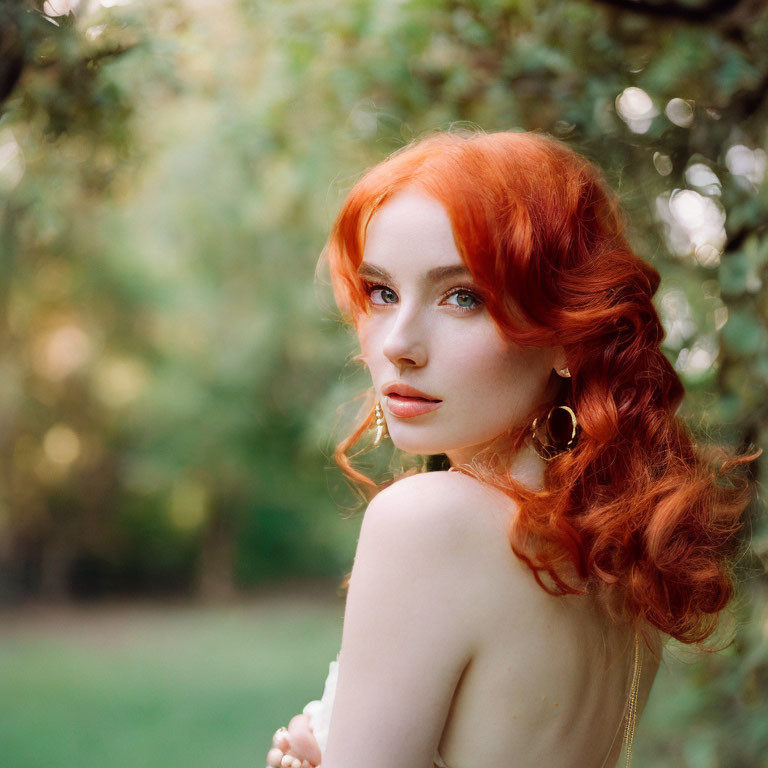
[{"left": 382, "top": 303, "right": 428, "bottom": 370}]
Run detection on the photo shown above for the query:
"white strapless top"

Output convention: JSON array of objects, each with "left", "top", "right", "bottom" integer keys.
[{"left": 301, "top": 654, "right": 451, "bottom": 768}]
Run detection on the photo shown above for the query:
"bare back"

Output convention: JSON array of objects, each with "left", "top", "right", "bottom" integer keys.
[{"left": 433, "top": 472, "right": 662, "bottom": 768}]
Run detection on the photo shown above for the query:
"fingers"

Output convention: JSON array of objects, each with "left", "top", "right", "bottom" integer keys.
[
  {"left": 287, "top": 714, "right": 323, "bottom": 765},
  {"left": 276, "top": 757, "right": 312, "bottom": 768},
  {"left": 267, "top": 728, "right": 291, "bottom": 767},
  {"left": 270, "top": 756, "right": 311, "bottom": 768},
  {"left": 288, "top": 713, "right": 312, "bottom": 731},
  {"left": 268, "top": 723, "right": 320, "bottom": 768},
  {"left": 273, "top": 727, "right": 291, "bottom": 752}
]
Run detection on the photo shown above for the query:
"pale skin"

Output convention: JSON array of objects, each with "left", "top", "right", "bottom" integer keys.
[{"left": 275, "top": 190, "right": 661, "bottom": 768}]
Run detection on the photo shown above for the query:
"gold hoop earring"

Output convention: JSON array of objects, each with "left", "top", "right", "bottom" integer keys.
[
  {"left": 529, "top": 405, "right": 578, "bottom": 462},
  {"left": 372, "top": 401, "right": 389, "bottom": 447}
]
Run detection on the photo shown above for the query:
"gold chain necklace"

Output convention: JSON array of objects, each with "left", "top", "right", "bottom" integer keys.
[{"left": 623, "top": 633, "right": 643, "bottom": 768}]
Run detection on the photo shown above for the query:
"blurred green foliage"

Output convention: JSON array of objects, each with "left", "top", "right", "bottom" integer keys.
[{"left": 0, "top": 0, "right": 767, "bottom": 764}]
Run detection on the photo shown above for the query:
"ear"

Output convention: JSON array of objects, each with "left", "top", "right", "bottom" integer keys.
[{"left": 551, "top": 345, "right": 568, "bottom": 376}]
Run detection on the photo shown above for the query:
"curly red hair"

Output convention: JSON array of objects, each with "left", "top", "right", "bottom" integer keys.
[{"left": 321, "top": 128, "right": 760, "bottom": 648}]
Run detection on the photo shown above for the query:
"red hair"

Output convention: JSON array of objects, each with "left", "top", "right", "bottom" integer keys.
[{"left": 322, "top": 128, "right": 760, "bottom": 648}]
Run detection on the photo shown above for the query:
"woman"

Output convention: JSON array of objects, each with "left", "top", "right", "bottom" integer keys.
[{"left": 265, "top": 129, "right": 758, "bottom": 768}]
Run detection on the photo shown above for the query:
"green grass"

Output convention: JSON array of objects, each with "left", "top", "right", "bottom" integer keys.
[
  {"left": 2, "top": 593, "right": 762, "bottom": 768},
  {"left": 0, "top": 591, "right": 344, "bottom": 768}
]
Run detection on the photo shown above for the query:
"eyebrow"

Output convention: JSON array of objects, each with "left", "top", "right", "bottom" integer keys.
[{"left": 357, "top": 262, "right": 473, "bottom": 282}]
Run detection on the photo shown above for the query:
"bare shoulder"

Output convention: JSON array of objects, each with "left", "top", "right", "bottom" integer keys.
[
  {"left": 349, "top": 470, "right": 523, "bottom": 655},
  {"left": 360, "top": 470, "right": 519, "bottom": 569},
  {"left": 366, "top": 470, "right": 512, "bottom": 530},
  {"left": 354, "top": 471, "right": 554, "bottom": 659}
]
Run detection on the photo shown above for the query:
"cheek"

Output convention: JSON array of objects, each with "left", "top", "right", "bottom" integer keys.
[
  {"left": 356, "top": 322, "right": 377, "bottom": 364},
  {"left": 441, "top": 325, "right": 511, "bottom": 378},
  {"left": 442, "top": 328, "right": 547, "bottom": 403}
]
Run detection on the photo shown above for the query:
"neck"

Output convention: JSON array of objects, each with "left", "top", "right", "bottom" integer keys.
[{"left": 445, "top": 440, "right": 548, "bottom": 492}]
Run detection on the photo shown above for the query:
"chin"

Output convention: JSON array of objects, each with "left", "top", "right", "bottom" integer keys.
[
  {"left": 389, "top": 424, "right": 502, "bottom": 463},
  {"left": 388, "top": 431, "right": 451, "bottom": 457}
]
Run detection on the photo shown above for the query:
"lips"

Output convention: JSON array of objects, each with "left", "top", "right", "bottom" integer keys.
[
  {"left": 382, "top": 382, "right": 442, "bottom": 419},
  {"left": 382, "top": 382, "right": 441, "bottom": 401}
]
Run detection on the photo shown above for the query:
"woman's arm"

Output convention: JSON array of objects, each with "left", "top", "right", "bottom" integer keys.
[{"left": 321, "top": 472, "right": 486, "bottom": 768}]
